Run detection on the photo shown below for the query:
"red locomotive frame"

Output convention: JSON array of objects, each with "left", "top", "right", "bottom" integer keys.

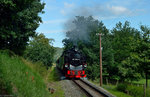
[{"left": 63, "top": 63, "right": 87, "bottom": 78}]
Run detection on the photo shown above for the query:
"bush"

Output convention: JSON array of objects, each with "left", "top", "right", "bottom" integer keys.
[
  {"left": 127, "top": 85, "right": 150, "bottom": 97},
  {"left": 127, "top": 85, "right": 144, "bottom": 97},
  {"left": 116, "top": 83, "right": 128, "bottom": 92},
  {"left": 146, "top": 88, "right": 150, "bottom": 97},
  {"left": 24, "top": 33, "right": 55, "bottom": 68}
]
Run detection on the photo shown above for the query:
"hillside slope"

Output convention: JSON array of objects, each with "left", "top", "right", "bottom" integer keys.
[
  {"left": 54, "top": 47, "right": 63, "bottom": 62},
  {"left": 0, "top": 51, "right": 50, "bottom": 97}
]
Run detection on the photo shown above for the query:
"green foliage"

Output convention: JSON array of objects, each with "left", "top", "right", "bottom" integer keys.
[
  {"left": 47, "top": 66, "right": 65, "bottom": 97},
  {"left": 110, "top": 21, "right": 142, "bottom": 81},
  {"left": 24, "top": 33, "right": 55, "bottom": 68},
  {"left": 107, "top": 82, "right": 150, "bottom": 97},
  {"left": 126, "top": 85, "right": 150, "bottom": 97},
  {"left": 103, "top": 83, "right": 150, "bottom": 97},
  {"left": 0, "top": 50, "right": 50, "bottom": 97},
  {"left": 132, "top": 79, "right": 150, "bottom": 87},
  {"left": 85, "top": 65, "right": 100, "bottom": 80},
  {"left": 102, "top": 84, "right": 132, "bottom": 97},
  {"left": 54, "top": 47, "right": 63, "bottom": 62},
  {"left": 116, "top": 83, "right": 128, "bottom": 92},
  {"left": 22, "top": 59, "right": 48, "bottom": 78},
  {"left": 0, "top": 70, "right": 13, "bottom": 94},
  {"left": 48, "top": 66, "right": 60, "bottom": 82},
  {"left": 139, "top": 26, "right": 150, "bottom": 70},
  {"left": 135, "top": 25, "right": 150, "bottom": 71},
  {"left": 0, "top": 0, "right": 45, "bottom": 55}
]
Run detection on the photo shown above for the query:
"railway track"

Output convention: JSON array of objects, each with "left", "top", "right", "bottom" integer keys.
[{"left": 73, "top": 79, "right": 115, "bottom": 97}]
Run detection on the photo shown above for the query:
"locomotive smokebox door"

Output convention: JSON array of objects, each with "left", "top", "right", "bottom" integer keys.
[{"left": 75, "top": 71, "right": 78, "bottom": 75}]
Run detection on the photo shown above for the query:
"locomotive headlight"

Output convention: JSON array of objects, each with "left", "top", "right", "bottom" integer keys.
[
  {"left": 84, "top": 64, "right": 87, "bottom": 68},
  {"left": 69, "top": 64, "right": 74, "bottom": 69},
  {"left": 65, "top": 65, "right": 68, "bottom": 68},
  {"left": 70, "top": 64, "right": 73, "bottom": 68},
  {"left": 65, "top": 64, "right": 68, "bottom": 68}
]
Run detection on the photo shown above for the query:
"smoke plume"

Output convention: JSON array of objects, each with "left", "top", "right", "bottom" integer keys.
[{"left": 64, "top": 16, "right": 99, "bottom": 46}]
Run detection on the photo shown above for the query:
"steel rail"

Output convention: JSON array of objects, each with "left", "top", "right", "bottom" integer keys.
[{"left": 73, "top": 79, "right": 116, "bottom": 97}]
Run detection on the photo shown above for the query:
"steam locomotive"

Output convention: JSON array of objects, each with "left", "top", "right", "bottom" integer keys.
[{"left": 56, "top": 46, "right": 87, "bottom": 78}]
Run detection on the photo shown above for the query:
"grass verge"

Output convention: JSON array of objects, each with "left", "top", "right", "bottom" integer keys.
[
  {"left": 102, "top": 84, "right": 132, "bottom": 97},
  {"left": 89, "top": 80, "right": 132, "bottom": 97},
  {"left": 132, "top": 79, "right": 150, "bottom": 87},
  {"left": 46, "top": 64, "right": 65, "bottom": 97}
]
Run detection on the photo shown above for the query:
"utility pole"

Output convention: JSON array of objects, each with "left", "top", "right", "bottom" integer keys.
[{"left": 96, "top": 33, "right": 103, "bottom": 86}]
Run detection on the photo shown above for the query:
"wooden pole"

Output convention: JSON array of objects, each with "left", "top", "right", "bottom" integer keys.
[
  {"left": 96, "top": 33, "right": 103, "bottom": 86},
  {"left": 99, "top": 33, "right": 103, "bottom": 86}
]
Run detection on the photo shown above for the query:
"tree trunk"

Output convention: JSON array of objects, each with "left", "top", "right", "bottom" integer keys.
[{"left": 146, "top": 72, "right": 148, "bottom": 88}]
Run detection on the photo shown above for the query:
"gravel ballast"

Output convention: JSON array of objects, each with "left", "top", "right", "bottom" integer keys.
[{"left": 60, "top": 79, "right": 87, "bottom": 97}]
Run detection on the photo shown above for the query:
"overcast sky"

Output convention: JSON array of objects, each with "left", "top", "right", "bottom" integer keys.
[{"left": 37, "top": 0, "right": 150, "bottom": 47}]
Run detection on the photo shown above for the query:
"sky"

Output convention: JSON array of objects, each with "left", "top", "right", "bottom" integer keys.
[{"left": 36, "top": 0, "right": 150, "bottom": 47}]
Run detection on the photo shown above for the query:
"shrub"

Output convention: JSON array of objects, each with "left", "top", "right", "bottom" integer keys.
[
  {"left": 24, "top": 33, "right": 55, "bottom": 68},
  {"left": 146, "top": 88, "right": 150, "bottom": 97},
  {"left": 127, "top": 85, "right": 145, "bottom": 97},
  {"left": 116, "top": 83, "right": 128, "bottom": 92}
]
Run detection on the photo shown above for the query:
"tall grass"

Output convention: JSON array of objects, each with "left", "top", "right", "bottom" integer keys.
[
  {"left": 127, "top": 85, "right": 150, "bottom": 97},
  {"left": 116, "top": 83, "right": 150, "bottom": 97},
  {"left": 102, "top": 84, "right": 132, "bottom": 97},
  {"left": 22, "top": 59, "right": 48, "bottom": 79},
  {"left": 132, "top": 79, "right": 150, "bottom": 88},
  {"left": 47, "top": 66, "right": 64, "bottom": 97},
  {"left": 0, "top": 50, "right": 50, "bottom": 97},
  {"left": 47, "top": 66, "right": 60, "bottom": 82}
]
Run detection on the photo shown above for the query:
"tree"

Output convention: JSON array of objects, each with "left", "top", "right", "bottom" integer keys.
[
  {"left": 136, "top": 26, "right": 150, "bottom": 87},
  {"left": 0, "top": 0, "right": 45, "bottom": 55},
  {"left": 24, "top": 33, "right": 55, "bottom": 68},
  {"left": 111, "top": 21, "right": 141, "bottom": 81}
]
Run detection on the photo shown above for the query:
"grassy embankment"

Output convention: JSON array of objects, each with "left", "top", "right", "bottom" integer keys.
[
  {"left": 23, "top": 60, "right": 65, "bottom": 97},
  {"left": 23, "top": 59, "right": 64, "bottom": 97},
  {"left": 0, "top": 50, "right": 64, "bottom": 97},
  {"left": 0, "top": 50, "right": 50, "bottom": 97}
]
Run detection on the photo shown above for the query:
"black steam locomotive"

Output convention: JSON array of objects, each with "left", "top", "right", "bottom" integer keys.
[{"left": 57, "top": 46, "right": 87, "bottom": 78}]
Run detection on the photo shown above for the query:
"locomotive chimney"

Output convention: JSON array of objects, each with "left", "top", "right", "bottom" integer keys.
[{"left": 73, "top": 45, "right": 78, "bottom": 51}]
